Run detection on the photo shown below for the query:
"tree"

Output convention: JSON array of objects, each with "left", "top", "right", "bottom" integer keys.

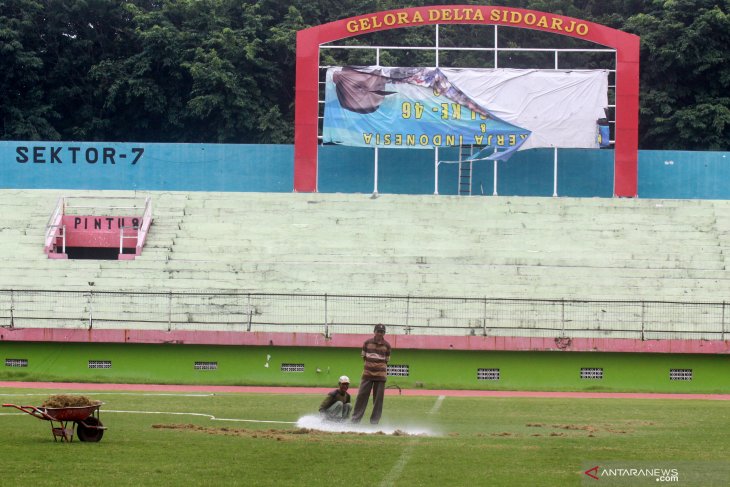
[
  {"left": 87, "top": 0, "right": 295, "bottom": 143},
  {"left": 0, "top": 0, "right": 726, "bottom": 148},
  {"left": 41, "top": 0, "right": 135, "bottom": 140},
  {"left": 625, "top": 0, "right": 729, "bottom": 149},
  {"left": 0, "top": 0, "right": 59, "bottom": 139}
]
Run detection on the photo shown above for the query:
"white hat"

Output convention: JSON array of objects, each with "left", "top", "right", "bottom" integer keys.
[{"left": 338, "top": 375, "right": 350, "bottom": 384}]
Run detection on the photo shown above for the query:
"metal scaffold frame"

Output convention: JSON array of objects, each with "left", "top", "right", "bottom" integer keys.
[{"left": 294, "top": 6, "right": 639, "bottom": 196}]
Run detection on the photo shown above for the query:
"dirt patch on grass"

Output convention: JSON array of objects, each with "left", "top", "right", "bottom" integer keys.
[
  {"left": 521, "top": 423, "right": 632, "bottom": 436},
  {"left": 556, "top": 423, "right": 630, "bottom": 435},
  {"left": 551, "top": 423, "right": 599, "bottom": 433},
  {"left": 475, "top": 422, "right": 634, "bottom": 439},
  {"left": 152, "top": 424, "right": 312, "bottom": 441},
  {"left": 151, "top": 424, "right": 418, "bottom": 439},
  {"left": 623, "top": 420, "right": 655, "bottom": 427}
]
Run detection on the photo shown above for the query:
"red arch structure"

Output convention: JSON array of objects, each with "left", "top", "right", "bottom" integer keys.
[{"left": 294, "top": 6, "right": 639, "bottom": 197}]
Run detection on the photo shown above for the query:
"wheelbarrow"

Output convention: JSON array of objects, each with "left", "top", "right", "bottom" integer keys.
[{"left": 3, "top": 402, "right": 106, "bottom": 442}]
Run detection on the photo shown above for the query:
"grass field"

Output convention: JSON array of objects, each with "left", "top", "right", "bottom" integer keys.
[{"left": 1, "top": 387, "right": 729, "bottom": 486}]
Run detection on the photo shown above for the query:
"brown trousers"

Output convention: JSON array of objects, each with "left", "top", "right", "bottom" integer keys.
[{"left": 351, "top": 377, "right": 386, "bottom": 424}]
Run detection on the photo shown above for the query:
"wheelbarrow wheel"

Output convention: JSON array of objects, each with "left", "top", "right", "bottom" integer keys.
[{"left": 76, "top": 417, "right": 104, "bottom": 442}]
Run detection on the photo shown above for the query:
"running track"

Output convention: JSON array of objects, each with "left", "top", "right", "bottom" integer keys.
[{"left": 1, "top": 382, "right": 729, "bottom": 400}]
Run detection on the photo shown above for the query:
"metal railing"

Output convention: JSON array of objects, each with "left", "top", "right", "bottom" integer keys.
[
  {"left": 136, "top": 197, "right": 153, "bottom": 253},
  {"left": 43, "top": 198, "right": 65, "bottom": 253},
  {"left": 0, "top": 290, "right": 726, "bottom": 341},
  {"left": 119, "top": 225, "right": 137, "bottom": 255},
  {"left": 44, "top": 195, "right": 152, "bottom": 257},
  {"left": 44, "top": 224, "right": 66, "bottom": 254}
]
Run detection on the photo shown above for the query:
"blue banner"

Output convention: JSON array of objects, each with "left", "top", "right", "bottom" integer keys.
[{"left": 323, "top": 67, "right": 531, "bottom": 159}]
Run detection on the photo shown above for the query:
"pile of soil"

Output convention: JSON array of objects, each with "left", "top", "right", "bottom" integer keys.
[
  {"left": 152, "top": 424, "right": 417, "bottom": 438},
  {"left": 41, "top": 394, "right": 101, "bottom": 408}
]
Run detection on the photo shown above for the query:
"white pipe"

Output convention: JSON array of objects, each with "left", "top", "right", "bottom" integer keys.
[
  {"left": 373, "top": 147, "right": 379, "bottom": 195},
  {"left": 553, "top": 147, "right": 559, "bottom": 197},
  {"left": 434, "top": 148, "right": 439, "bottom": 195},
  {"left": 435, "top": 24, "right": 439, "bottom": 68},
  {"left": 494, "top": 25, "right": 498, "bottom": 68},
  {"left": 493, "top": 159, "right": 498, "bottom": 196},
  {"left": 320, "top": 45, "right": 615, "bottom": 53}
]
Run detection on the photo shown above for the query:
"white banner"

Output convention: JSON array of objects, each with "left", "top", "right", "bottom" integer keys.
[{"left": 441, "top": 68, "right": 609, "bottom": 150}]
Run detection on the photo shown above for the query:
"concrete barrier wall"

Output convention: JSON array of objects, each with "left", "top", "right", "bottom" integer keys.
[
  {"left": 1, "top": 341, "right": 727, "bottom": 393},
  {"left": 638, "top": 150, "right": 730, "bottom": 199},
  {"left": 319, "top": 146, "right": 615, "bottom": 197},
  {"left": 1, "top": 141, "right": 727, "bottom": 198},
  {"left": 1, "top": 142, "right": 293, "bottom": 192}
]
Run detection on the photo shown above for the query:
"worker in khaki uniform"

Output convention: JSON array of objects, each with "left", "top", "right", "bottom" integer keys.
[{"left": 351, "top": 324, "right": 391, "bottom": 425}]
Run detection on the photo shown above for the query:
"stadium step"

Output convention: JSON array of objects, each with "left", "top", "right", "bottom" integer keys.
[{"left": 3, "top": 189, "right": 730, "bottom": 307}]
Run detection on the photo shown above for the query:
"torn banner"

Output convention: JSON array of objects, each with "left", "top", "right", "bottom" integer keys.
[{"left": 322, "top": 66, "right": 531, "bottom": 160}]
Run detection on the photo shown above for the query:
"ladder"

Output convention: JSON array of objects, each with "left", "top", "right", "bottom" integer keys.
[{"left": 458, "top": 145, "right": 473, "bottom": 196}]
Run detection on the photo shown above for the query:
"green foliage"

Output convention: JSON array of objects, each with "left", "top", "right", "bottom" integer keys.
[
  {"left": 0, "top": 0, "right": 59, "bottom": 139},
  {"left": 625, "top": 0, "right": 730, "bottom": 149},
  {"left": 0, "top": 0, "right": 727, "bottom": 148}
]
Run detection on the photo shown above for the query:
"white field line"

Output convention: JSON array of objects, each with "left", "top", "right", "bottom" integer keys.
[
  {"left": 428, "top": 395, "right": 445, "bottom": 415},
  {"left": 0, "top": 408, "right": 295, "bottom": 424},
  {"left": 380, "top": 442, "right": 418, "bottom": 487},
  {"left": 379, "top": 394, "right": 443, "bottom": 487},
  {"left": 0, "top": 393, "right": 214, "bottom": 398},
  {"left": 103, "top": 409, "right": 297, "bottom": 424},
  {"left": 1, "top": 393, "right": 215, "bottom": 417}
]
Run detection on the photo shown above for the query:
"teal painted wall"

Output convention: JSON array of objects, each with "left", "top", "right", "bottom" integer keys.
[
  {"left": 317, "top": 145, "right": 615, "bottom": 197},
  {"left": 2, "top": 141, "right": 727, "bottom": 199},
  {"left": 2, "top": 342, "right": 728, "bottom": 393},
  {"left": 0, "top": 142, "right": 293, "bottom": 192},
  {"left": 638, "top": 150, "right": 730, "bottom": 199}
]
